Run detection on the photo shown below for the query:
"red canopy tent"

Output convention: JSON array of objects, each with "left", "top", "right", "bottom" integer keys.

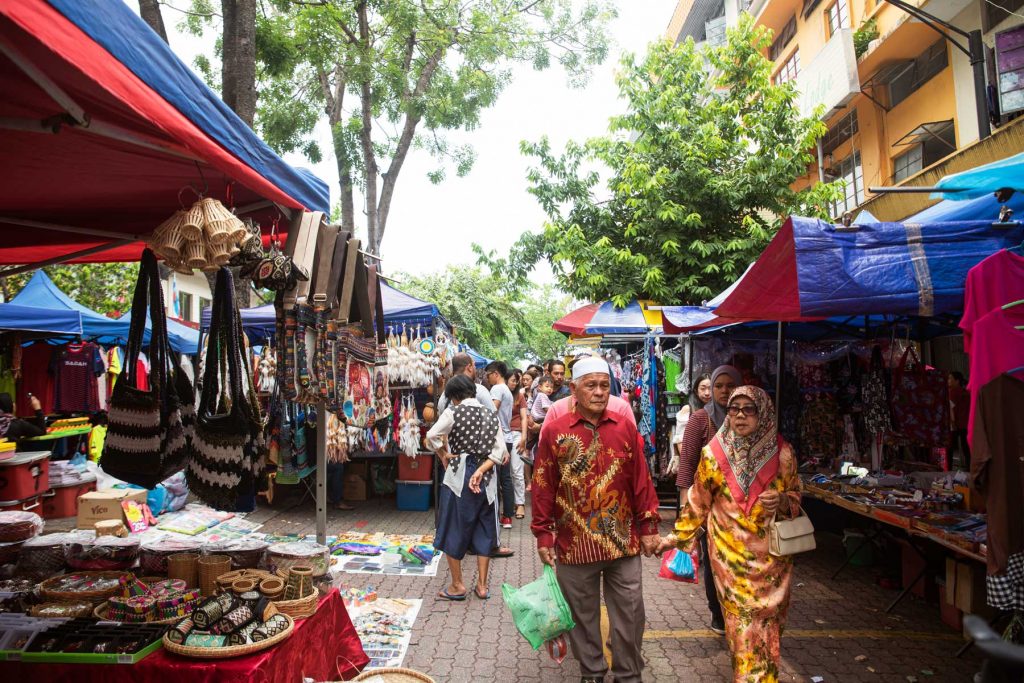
[
  {"left": 552, "top": 302, "right": 601, "bottom": 335},
  {"left": 0, "top": 0, "right": 330, "bottom": 269}
]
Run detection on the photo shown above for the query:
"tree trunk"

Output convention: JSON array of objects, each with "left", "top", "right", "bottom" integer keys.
[
  {"left": 138, "top": 0, "right": 168, "bottom": 43},
  {"left": 357, "top": 2, "right": 380, "bottom": 255},
  {"left": 221, "top": 0, "right": 257, "bottom": 127}
]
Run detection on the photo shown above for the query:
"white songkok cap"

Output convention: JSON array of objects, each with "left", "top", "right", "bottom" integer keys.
[{"left": 572, "top": 357, "right": 610, "bottom": 380}]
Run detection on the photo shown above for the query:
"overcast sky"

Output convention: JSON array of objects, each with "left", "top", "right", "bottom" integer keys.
[{"left": 155, "top": 1, "right": 678, "bottom": 279}]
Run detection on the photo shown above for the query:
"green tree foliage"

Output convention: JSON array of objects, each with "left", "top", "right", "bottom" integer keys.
[
  {"left": 398, "top": 266, "right": 569, "bottom": 364},
  {"left": 503, "top": 16, "right": 843, "bottom": 306},
  {"left": 1, "top": 264, "right": 140, "bottom": 318},
  {"left": 189, "top": 0, "right": 615, "bottom": 257}
]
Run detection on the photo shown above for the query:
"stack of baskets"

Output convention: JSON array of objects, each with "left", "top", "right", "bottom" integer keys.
[
  {"left": 148, "top": 198, "right": 251, "bottom": 273},
  {"left": 214, "top": 566, "right": 319, "bottom": 619}
]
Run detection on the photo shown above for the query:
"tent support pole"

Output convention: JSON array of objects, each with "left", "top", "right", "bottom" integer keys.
[
  {"left": 0, "top": 240, "right": 134, "bottom": 277},
  {"left": 775, "top": 322, "right": 785, "bottom": 424},
  {"left": 0, "top": 217, "right": 144, "bottom": 242},
  {"left": 0, "top": 38, "right": 86, "bottom": 124},
  {"left": 316, "top": 399, "right": 327, "bottom": 546}
]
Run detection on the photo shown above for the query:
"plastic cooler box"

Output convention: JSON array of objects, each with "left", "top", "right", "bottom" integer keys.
[
  {"left": 42, "top": 475, "right": 97, "bottom": 519},
  {"left": 397, "top": 454, "right": 433, "bottom": 482},
  {"left": 0, "top": 452, "right": 50, "bottom": 501},
  {"left": 396, "top": 480, "right": 432, "bottom": 511}
]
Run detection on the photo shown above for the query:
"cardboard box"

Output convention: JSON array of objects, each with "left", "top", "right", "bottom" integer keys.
[
  {"left": 343, "top": 474, "right": 367, "bottom": 502},
  {"left": 76, "top": 488, "right": 147, "bottom": 529},
  {"left": 954, "top": 561, "right": 988, "bottom": 614}
]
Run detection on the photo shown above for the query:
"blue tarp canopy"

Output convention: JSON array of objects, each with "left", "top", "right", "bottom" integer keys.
[
  {"left": 201, "top": 303, "right": 276, "bottom": 344},
  {"left": 381, "top": 283, "right": 446, "bottom": 327},
  {"left": 662, "top": 192, "right": 1024, "bottom": 332},
  {"left": 11, "top": 271, "right": 197, "bottom": 353},
  {"left": 116, "top": 313, "right": 199, "bottom": 355},
  {"left": 934, "top": 151, "right": 1024, "bottom": 200},
  {"left": 0, "top": 302, "right": 82, "bottom": 336}
]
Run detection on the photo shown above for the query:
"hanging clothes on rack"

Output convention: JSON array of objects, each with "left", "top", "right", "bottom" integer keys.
[
  {"left": 17, "top": 342, "right": 55, "bottom": 417},
  {"left": 49, "top": 341, "right": 104, "bottom": 413}
]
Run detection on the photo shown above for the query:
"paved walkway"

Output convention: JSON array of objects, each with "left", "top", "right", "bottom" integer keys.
[
  {"left": 54, "top": 488, "right": 982, "bottom": 681},
  {"left": 251, "top": 489, "right": 982, "bottom": 682}
]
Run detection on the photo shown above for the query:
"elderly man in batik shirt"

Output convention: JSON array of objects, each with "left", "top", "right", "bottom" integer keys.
[{"left": 531, "top": 357, "right": 661, "bottom": 683}]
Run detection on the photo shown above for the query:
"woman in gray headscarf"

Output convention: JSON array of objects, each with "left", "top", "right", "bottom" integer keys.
[{"left": 673, "top": 364, "right": 742, "bottom": 634}]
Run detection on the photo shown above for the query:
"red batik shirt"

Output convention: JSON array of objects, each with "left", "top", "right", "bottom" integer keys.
[{"left": 531, "top": 402, "right": 660, "bottom": 565}]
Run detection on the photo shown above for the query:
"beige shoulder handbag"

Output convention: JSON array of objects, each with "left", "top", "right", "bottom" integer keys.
[{"left": 768, "top": 507, "right": 816, "bottom": 557}]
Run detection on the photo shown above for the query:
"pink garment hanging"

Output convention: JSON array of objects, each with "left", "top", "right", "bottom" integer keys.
[
  {"left": 966, "top": 306, "right": 1024, "bottom": 445},
  {"left": 960, "top": 249, "right": 1024, "bottom": 355}
]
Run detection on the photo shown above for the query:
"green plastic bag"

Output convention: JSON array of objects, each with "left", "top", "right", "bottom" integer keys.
[{"left": 501, "top": 565, "right": 576, "bottom": 650}]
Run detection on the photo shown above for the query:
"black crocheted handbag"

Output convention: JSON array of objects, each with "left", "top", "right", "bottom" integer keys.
[
  {"left": 101, "top": 249, "right": 194, "bottom": 488},
  {"left": 189, "top": 267, "right": 263, "bottom": 511}
]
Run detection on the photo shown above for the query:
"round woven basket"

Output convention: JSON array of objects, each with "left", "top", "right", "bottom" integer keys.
[
  {"left": 161, "top": 614, "right": 294, "bottom": 659},
  {"left": 205, "top": 237, "right": 232, "bottom": 266},
  {"left": 181, "top": 201, "right": 205, "bottom": 241},
  {"left": 151, "top": 209, "right": 187, "bottom": 260},
  {"left": 199, "top": 555, "right": 231, "bottom": 597},
  {"left": 39, "top": 571, "right": 128, "bottom": 603},
  {"left": 271, "top": 587, "right": 319, "bottom": 619},
  {"left": 199, "top": 198, "right": 237, "bottom": 245},
  {"left": 351, "top": 668, "right": 435, "bottom": 682},
  {"left": 183, "top": 241, "right": 207, "bottom": 269},
  {"left": 168, "top": 552, "right": 200, "bottom": 588}
]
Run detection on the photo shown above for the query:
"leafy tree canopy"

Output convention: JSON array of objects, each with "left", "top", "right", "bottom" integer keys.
[
  {"left": 494, "top": 16, "right": 842, "bottom": 307},
  {"left": 398, "top": 265, "right": 570, "bottom": 365}
]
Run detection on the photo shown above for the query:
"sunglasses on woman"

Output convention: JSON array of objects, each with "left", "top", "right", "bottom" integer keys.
[{"left": 727, "top": 404, "right": 759, "bottom": 417}]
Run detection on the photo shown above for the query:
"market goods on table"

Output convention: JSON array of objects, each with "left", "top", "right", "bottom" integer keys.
[
  {"left": 139, "top": 537, "right": 203, "bottom": 574},
  {"left": 0, "top": 511, "right": 43, "bottom": 543},
  {"left": 39, "top": 572, "right": 127, "bottom": 603},
  {"left": 266, "top": 541, "right": 330, "bottom": 576},
  {"left": 66, "top": 536, "right": 141, "bottom": 570}
]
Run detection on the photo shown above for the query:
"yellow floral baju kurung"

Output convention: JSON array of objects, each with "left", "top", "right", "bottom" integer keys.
[{"left": 674, "top": 389, "right": 802, "bottom": 683}]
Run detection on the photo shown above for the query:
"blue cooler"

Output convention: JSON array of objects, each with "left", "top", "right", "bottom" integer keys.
[{"left": 396, "top": 480, "right": 432, "bottom": 511}]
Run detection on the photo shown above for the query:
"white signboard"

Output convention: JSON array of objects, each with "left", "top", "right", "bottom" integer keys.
[{"left": 796, "top": 28, "right": 861, "bottom": 119}]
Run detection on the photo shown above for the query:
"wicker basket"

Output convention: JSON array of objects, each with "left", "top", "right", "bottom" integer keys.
[
  {"left": 204, "top": 237, "right": 232, "bottom": 266},
  {"left": 151, "top": 209, "right": 187, "bottom": 260},
  {"left": 352, "top": 668, "right": 435, "bottom": 682},
  {"left": 183, "top": 240, "right": 207, "bottom": 269},
  {"left": 39, "top": 571, "right": 128, "bottom": 603},
  {"left": 168, "top": 552, "right": 200, "bottom": 589},
  {"left": 181, "top": 201, "right": 206, "bottom": 241},
  {"left": 199, "top": 198, "right": 237, "bottom": 245},
  {"left": 271, "top": 587, "right": 319, "bottom": 619},
  {"left": 161, "top": 614, "right": 294, "bottom": 659},
  {"left": 199, "top": 555, "right": 231, "bottom": 596}
]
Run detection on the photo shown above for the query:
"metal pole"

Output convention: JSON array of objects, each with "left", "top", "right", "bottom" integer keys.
[
  {"left": 969, "top": 30, "right": 992, "bottom": 141},
  {"left": 316, "top": 399, "right": 327, "bottom": 545},
  {"left": 775, "top": 322, "right": 785, "bottom": 424}
]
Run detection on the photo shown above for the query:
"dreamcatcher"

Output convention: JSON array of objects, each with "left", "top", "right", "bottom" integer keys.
[
  {"left": 386, "top": 324, "right": 441, "bottom": 387},
  {"left": 396, "top": 395, "right": 421, "bottom": 458}
]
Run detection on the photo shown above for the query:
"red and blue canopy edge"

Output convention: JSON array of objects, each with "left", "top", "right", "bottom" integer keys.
[
  {"left": 553, "top": 300, "right": 662, "bottom": 335},
  {"left": 662, "top": 191, "right": 1024, "bottom": 334},
  {"left": 0, "top": 0, "right": 329, "bottom": 264}
]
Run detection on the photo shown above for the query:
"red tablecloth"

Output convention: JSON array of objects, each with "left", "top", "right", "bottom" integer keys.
[{"left": 3, "top": 588, "right": 369, "bottom": 682}]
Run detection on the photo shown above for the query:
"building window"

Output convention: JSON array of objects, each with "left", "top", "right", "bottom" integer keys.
[
  {"left": 891, "top": 119, "right": 957, "bottom": 182},
  {"left": 888, "top": 41, "right": 948, "bottom": 108},
  {"left": 770, "top": 16, "right": 798, "bottom": 60},
  {"left": 892, "top": 145, "right": 923, "bottom": 182},
  {"left": 177, "top": 291, "right": 194, "bottom": 322},
  {"left": 995, "top": 24, "right": 1024, "bottom": 115},
  {"left": 821, "top": 109, "right": 859, "bottom": 154},
  {"left": 827, "top": 150, "right": 865, "bottom": 217},
  {"left": 825, "top": 0, "right": 850, "bottom": 36},
  {"left": 774, "top": 50, "right": 801, "bottom": 84}
]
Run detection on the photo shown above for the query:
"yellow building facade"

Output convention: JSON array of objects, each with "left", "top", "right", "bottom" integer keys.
[{"left": 667, "top": 0, "right": 1024, "bottom": 219}]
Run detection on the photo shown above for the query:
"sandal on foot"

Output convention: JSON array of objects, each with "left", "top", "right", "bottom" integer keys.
[
  {"left": 490, "top": 547, "right": 514, "bottom": 558},
  {"left": 475, "top": 586, "right": 490, "bottom": 600},
  {"left": 438, "top": 589, "right": 467, "bottom": 601}
]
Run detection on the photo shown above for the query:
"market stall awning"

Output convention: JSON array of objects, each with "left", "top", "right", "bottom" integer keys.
[
  {"left": 461, "top": 345, "right": 491, "bottom": 368},
  {"left": 934, "top": 150, "right": 1024, "bottom": 200},
  {"left": 0, "top": 302, "right": 82, "bottom": 336},
  {"left": 552, "top": 303, "right": 601, "bottom": 335},
  {"left": 11, "top": 270, "right": 197, "bottom": 353},
  {"left": 381, "top": 283, "right": 445, "bottom": 326},
  {"left": 0, "top": 0, "right": 329, "bottom": 264},
  {"left": 552, "top": 300, "right": 662, "bottom": 335},
  {"left": 200, "top": 303, "right": 276, "bottom": 344}
]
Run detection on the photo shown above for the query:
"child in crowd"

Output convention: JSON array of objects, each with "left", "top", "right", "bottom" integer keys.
[
  {"left": 530, "top": 375, "right": 556, "bottom": 424},
  {"left": 425, "top": 375, "right": 507, "bottom": 601}
]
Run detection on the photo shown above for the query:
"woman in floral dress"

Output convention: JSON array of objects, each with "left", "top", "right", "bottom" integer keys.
[{"left": 660, "top": 386, "right": 802, "bottom": 682}]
